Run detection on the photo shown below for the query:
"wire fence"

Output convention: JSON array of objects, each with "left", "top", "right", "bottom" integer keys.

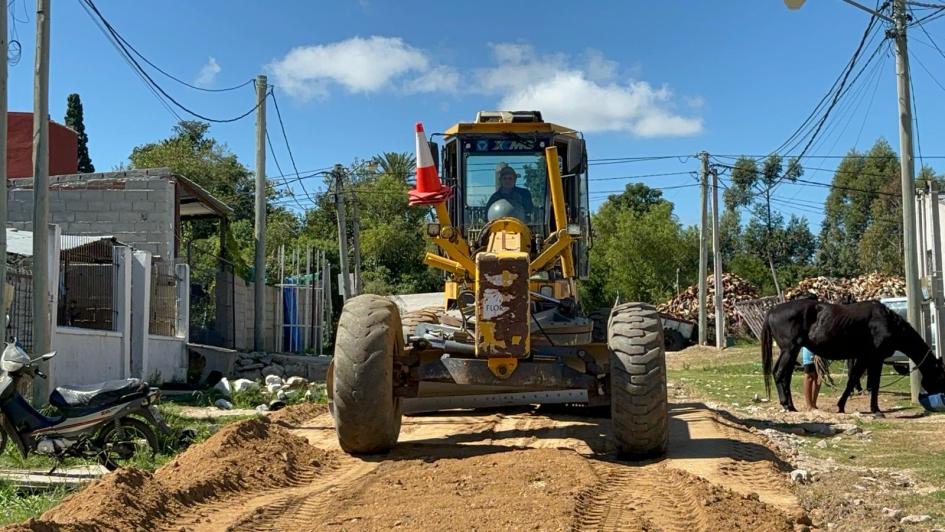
[
  {"left": 5, "top": 264, "right": 33, "bottom": 351},
  {"left": 57, "top": 236, "right": 117, "bottom": 331},
  {"left": 150, "top": 260, "right": 179, "bottom": 336}
]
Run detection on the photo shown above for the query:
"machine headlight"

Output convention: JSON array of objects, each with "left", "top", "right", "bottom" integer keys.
[
  {"left": 426, "top": 223, "right": 441, "bottom": 237},
  {"left": 567, "top": 223, "right": 582, "bottom": 236},
  {"left": 540, "top": 286, "right": 554, "bottom": 298}
]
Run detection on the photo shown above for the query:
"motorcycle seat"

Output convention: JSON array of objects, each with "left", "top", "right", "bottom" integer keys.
[{"left": 50, "top": 378, "right": 148, "bottom": 410}]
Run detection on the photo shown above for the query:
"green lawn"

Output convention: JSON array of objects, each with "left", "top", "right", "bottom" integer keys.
[{"left": 668, "top": 343, "right": 945, "bottom": 528}]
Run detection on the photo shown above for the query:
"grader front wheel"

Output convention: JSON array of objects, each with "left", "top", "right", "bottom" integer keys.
[
  {"left": 608, "top": 302, "right": 669, "bottom": 458},
  {"left": 332, "top": 294, "right": 404, "bottom": 454}
]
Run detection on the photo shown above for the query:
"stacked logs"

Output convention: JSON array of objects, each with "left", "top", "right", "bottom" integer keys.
[
  {"left": 785, "top": 272, "right": 905, "bottom": 303},
  {"left": 658, "top": 273, "right": 760, "bottom": 330}
]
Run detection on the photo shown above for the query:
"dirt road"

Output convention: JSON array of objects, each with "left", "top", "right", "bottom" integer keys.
[{"left": 12, "top": 401, "right": 804, "bottom": 531}]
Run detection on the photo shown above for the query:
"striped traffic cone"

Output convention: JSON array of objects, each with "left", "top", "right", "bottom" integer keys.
[{"left": 408, "top": 122, "right": 453, "bottom": 206}]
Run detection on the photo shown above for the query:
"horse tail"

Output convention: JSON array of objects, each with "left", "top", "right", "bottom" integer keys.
[{"left": 761, "top": 314, "right": 773, "bottom": 400}]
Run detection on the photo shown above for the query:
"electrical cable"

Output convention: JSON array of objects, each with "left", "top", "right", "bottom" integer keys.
[
  {"left": 80, "top": 0, "right": 265, "bottom": 123},
  {"left": 268, "top": 89, "right": 317, "bottom": 204}
]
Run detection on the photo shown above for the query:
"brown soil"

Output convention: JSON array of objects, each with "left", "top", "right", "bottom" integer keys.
[
  {"left": 8, "top": 416, "right": 334, "bottom": 531},
  {"left": 7, "top": 400, "right": 804, "bottom": 531},
  {"left": 267, "top": 402, "right": 328, "bottom": 426}
]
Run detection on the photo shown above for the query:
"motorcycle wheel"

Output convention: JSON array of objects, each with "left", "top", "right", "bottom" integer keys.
[{"left": 96, "top": 417, "right": 159, "bottom": 471}]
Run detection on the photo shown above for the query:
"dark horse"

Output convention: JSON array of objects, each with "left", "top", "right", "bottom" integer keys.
[{"left": 761, "top": 298, "right": 945, "bottom": 413}]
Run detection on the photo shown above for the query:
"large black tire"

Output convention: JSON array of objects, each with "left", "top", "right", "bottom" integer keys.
[
  {"left": 96, "top": 417, "right": 160, "bottom": 471},
  {"left": 400, "top": 306, "right": 443, "bottom": 339},
  {"left": 589, "top": 308, "right": 611, "bottom": 343},
  {"left": 332, "top": 294, "right": 404, "bottom": 454},
  {"left": 608, "top": 302, "right": 669, "bottom": 458}
]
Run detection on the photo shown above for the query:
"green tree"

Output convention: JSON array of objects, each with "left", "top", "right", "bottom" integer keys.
[
  {"left": 725, "top": 155, "right": 803, "bottom": 295},
  {"left": 64, "top": 93, "right": 94, "bottom": 173},
  {"left": 130, "top": 121, "right": 261, "bottom": 221},
  {"left": 817, "top": 139, "right": 899, "bottom": 277},
  {"left": 581, "top": 184, "right": 699, "bottom": 307}
]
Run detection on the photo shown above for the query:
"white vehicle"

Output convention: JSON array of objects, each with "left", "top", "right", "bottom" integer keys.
[{"left": 880, "top": 297, "right": 936, "bottom": 375}]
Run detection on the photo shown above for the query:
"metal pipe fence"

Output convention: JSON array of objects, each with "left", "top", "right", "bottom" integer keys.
[{"left": 56, "top": 236, "right": 117, "bottom": 331}]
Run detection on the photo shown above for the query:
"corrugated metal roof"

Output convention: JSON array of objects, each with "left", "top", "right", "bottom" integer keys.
[{"left": 5, "top": 228, "right": 115, "bottom": 257}]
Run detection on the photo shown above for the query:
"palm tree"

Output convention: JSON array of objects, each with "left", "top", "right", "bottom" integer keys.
[{"left": 372, "top": 152, "right": 416, "bottom": 182}]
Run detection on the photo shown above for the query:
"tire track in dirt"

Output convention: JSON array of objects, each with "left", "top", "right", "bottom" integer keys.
[
  {"left": 666, "top": 406, "right": 795, "bottom": 508},
  {"left": 571, "top": 465, "right": 708, "bottom": 532},
  {"left": 149, "top": 402, "right": 796, "bottom": 531},
  {"left": 160, "top": 453, "right": 376, "bottom": 532}
]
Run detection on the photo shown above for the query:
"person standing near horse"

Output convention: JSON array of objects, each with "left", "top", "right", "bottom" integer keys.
[
  {"left": 800, "top": 346, "right": 821, "bottom": 410},
  {"left": 761, "top": 298, "right": 945, "bottom": 414}
]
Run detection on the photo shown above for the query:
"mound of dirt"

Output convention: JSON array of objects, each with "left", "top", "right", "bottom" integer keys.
[
  {"left": 157, "top": 415, "right": 332, "bottom": 503},
  {"left": 268, "top": 402, "right": 327, "bottom": 426},
  {"left": 13, "top": 417, "right": 334, "bottom": 531}
]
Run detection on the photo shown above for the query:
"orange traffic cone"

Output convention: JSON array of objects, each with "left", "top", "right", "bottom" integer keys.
[{"left": 409, "top": 122, "right": 453, "bottom": 206}]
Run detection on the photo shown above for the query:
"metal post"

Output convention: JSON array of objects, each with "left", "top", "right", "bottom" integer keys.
[
  {"left": 278, "top": 244, "right": 284, "bottom": 352},
  {"left": 712, "top": 168, "right": 725, "bottom": 350},
  {"left": 349, "top": 177, "right": 362, "bottom": 296},
  {"left": 305, "top": 247, "right": 311, "bottom": 352},
  {"left": 927, "top": 182, "right": 945, "bottom": 363},
  {"left": 0, "top": 0, "right": 7, "bottom": 333},
  {"left": 32, "top": 0, "right": 50, "bottom": 372},
  {"left": 892, "top": 0, "right": 923, "bottom": 402},
  {"left": 333, "top": 165, "right": 352, "bottom": 301},
  {"left": 324, "top": 252, "right": 333, "bottom": 345},
  {"left": 698, "top": 152, "right": 709, "bottom": 345},
  {"left": 253, "top": 74, "right": 267, "bottom": 352}
]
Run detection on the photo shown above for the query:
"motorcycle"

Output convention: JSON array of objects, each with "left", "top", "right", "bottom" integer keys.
[{"left": 0, "top": 341, "right": 177, "bottom": 471}]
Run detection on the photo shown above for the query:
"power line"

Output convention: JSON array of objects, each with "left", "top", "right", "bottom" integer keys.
[
  {"left": 265, "top": 129, "right": 307, "bottom": 212},
  {"left": 268, "top": 89, "right": 317, "bottom": 204},
  {"left": 80, "top": 0, "right": 266, "bottom": 123}
]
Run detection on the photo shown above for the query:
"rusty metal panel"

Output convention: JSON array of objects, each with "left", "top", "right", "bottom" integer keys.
[{"left": 475, "top": 251, "right": 530, "bottom": 358}]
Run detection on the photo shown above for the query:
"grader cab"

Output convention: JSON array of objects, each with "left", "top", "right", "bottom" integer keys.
[{"left": 329, "top": 111, "right": 669, "bottom": 458}]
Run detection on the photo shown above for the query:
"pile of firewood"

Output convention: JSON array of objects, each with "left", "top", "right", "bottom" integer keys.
[
  {"left": 658, "top": 273, "right": 760, "bottom": 329},
  {"left": 785, "top": 272, "right": 905, "bottom": 303}
]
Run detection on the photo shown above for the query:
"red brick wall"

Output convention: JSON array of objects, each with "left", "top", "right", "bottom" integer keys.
[{"left": 7, "top": 111, "right": 79, "bottom": 178}]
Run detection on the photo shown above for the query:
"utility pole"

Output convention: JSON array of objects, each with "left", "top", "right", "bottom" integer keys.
[
  {"left": 698, "top": 152, "right": 709, "bottom": 346},
  {"left": 32, "top": 0, "right": 50, "bottom": 389},
  {"left": 333, "top": 165, "right": 352, "bottom": 301},
  {"left": 253, "top": 75, "right": 267, "bottom": 352},
  {"left": 348, "top": 175, "right": 363, "bottom": 296},
  {"left": 891, "top": 0, "right": 923, "bottom": 402},
  {"left": 711, "top": 168, "right": 725, "bottom": 350},
  {"left": 0, "top": 0, "right": 8, "bottom": 331}
]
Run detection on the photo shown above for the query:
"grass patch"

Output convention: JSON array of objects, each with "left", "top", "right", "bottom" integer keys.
[{"left": 0, "top": 481, "right": 71, "bottom": 526}]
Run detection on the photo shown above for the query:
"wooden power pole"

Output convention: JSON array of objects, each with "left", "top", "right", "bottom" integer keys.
[
  {"left": 253, "top": 75, "right": 267, "bottom": 352},
  {"left": 333, "top": 165, "right": 352, "bottom": 301},
  {"left": 32, "top": 0, "right": 51, "bottom": 404},
  {"left": 0, "top": 0, "right": 8, "bottom": 326},
  {"left": 711, "top": 167, "right": 725, "bottom": 349},
  {"left": 698, "top": 152, "right": 709, "bottom": 345}
]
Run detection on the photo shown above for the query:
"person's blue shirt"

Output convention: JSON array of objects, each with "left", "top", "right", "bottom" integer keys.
[{"left": 801, "top": 347, "right": 814, "bottom": 366}]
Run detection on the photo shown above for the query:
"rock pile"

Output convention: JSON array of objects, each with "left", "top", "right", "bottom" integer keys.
[
  {"left": 785, "top": 272, "right": 905, "bottom": 303},
  {"left": 658, "top": 273, "right": 760, "bottom": 330},
  {"left": 231, "top": 351, "right": 327, "bottom": 381}
]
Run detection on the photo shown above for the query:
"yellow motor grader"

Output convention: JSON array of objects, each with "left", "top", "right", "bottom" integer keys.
[{"left": 329, "top": 111, "right": 668, "bottom": 458}]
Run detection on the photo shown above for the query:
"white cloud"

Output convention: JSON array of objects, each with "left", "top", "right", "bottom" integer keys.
[
  {"left": 269, "top": 36, "right": 440, "bottom": 100},
  {"left": 403, "top": 65, "right": 460, "bottom": 94},
  {"left": 480, "top": 44, "right": 702, "bottom": 137},
  {"left": 195, "top": 57, "right": 221, "bottom": 87}
]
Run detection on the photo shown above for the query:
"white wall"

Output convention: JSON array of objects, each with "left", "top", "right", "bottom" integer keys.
[
  {"left": 48, "top": 246, "right": 132, "bottom": 391},
  {"left": 50, "top": 328, "right": 126, "bottom": 390},
  {"left": 147, "top": 335, "right": 187, "bottom": 384}
]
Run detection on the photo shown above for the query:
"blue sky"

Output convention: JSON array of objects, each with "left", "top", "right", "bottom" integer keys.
[{"left": 10, "top": 1, "right": 945, "bottom": 228}]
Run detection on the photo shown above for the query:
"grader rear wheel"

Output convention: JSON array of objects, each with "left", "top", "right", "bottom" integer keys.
[
  {"left": 332, "top": 294, "right": 404, "bottom": 454},
  {"left": 608, "top": 302, "right": 669, "bottom": 458}
]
